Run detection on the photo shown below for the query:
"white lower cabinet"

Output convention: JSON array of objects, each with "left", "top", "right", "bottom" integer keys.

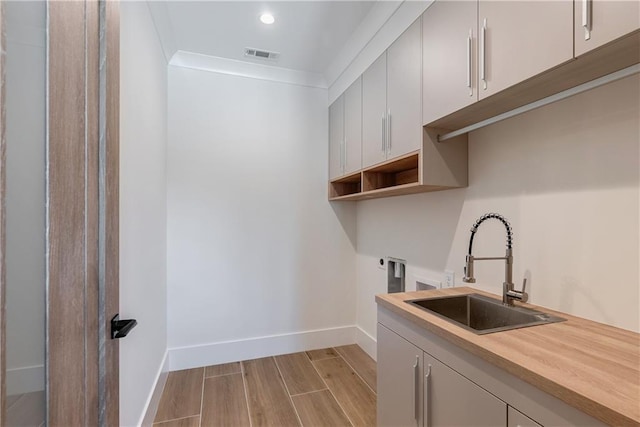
[
  {"left": 377, "top": 307, "right": 605, "bottom": 427},
  {"left": 424, "top": 351, "right": 505, "bottom": 426},
  {"left": 378, "top": 324, "right": 423, "bottom": 427},
  {"left": 378, "top": 323, "right": 505, "bottom": 427},
  {"left": 508, "top": 406, "right": 542, "bottom": 427}
]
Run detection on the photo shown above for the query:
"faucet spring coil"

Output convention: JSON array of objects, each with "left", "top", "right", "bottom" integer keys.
[{"left": 470, "top": 212, "right": 513, "bottom": 250}]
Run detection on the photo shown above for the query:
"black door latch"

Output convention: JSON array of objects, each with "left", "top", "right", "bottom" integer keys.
[{"left": 111, "top": 314, "right": 138, "bottom": 339}]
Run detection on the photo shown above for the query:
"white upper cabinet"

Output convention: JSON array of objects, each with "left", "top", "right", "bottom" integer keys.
[
  {"left": 423, "top": 1, "right": 477, "bottom": 125},
  {"left": 386, "top": 18, "right": 423, "bottom": 160},
  {"left": 328, "top": 95, "right": 344, "bottom": 180},
  {"left": 343, "top": 77, "right": 362, "bottom": 175},
  {"left": 574, "top": 0, "right": 640, "bottom": 57},
  {"left": 362, "top": 52, "right": 388, "bottom": 169},
  {"left": 363, "top": 18, "right": 422, "bottom": 168},
  {"left": 329, "top": 78, "right": 362, "bottom": 179},
  {"left": 478, "top": 0, "right": 573, "bottom": 99}
]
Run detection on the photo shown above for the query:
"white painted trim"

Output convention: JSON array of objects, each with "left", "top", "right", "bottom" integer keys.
[
  {"left": 169, "top": 50, "right": 328, "bottom": 89},
  {"left": 168, "top": 326, "right": 357, "bottom": 371},
  {"left": 356, "top": 326, "right": 377, "bottom": 361},
  {"left": 6, "top": 365, "right": 44, "bottom": 395},
  {"left": 139, "top": 350, "right": 170, "bottom": 427}
]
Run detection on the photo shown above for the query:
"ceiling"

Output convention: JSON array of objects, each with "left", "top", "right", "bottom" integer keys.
[{"left": 163, "top": 1, "right": 377, "bottom": 74}]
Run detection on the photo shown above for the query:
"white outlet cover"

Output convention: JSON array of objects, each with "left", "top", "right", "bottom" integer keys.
[{"left": 444, "top": 270, "right": 455, "bottom": 288}]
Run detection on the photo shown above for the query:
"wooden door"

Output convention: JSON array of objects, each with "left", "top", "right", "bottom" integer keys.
[
  {"left": 424, "top": 351, "right": 506, "bottom": 426},
  {"left": 46, "top": 1, "right": 120, "bottom": 425},
  {"left": 422, "top": 1, "right": 477, "bottom": 125},
  {"left": 329, "top": 96, "right": 344, "bottom": 179},
  {"left": 377, "top": 324, "right": 423, "bottom": 427},
  {"left": 574, "top": 0, "right": 640, "bottom": 57},
  {"left": 386, "top": 18, "right": 422, "bottom": 160},
  {"left": 362, "top": 52, "right": 387, "bottom": 168},
  {"left": 478, "top": 1, "right": 573, "bottom": 99},
  {"left": 344, "top": 77, "right": 362, "bottom": 175}
]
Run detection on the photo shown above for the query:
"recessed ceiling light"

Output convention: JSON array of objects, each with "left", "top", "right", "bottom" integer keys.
[{"left": 260, "top": 13, "right": 275, "bottom": 25}]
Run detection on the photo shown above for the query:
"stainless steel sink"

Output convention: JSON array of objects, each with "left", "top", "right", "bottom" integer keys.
[{"left": 406, "top": 293, "right": 565, "bottom": 334}]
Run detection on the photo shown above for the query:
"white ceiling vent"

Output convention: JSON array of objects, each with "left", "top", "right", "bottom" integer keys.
[{"left": 244, "top": 47, "right": 280, "bottom": 61}]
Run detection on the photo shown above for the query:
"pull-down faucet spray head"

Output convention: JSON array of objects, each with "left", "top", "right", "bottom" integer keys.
[
  {"left": 463, "top": 255, "right": 476, "bottom": 283},
  {"left": 462, "top": 213, "right": 525, "bottom": 305},
  {"left": 462, "top": 213, "right": 513, "bottom": 284}
]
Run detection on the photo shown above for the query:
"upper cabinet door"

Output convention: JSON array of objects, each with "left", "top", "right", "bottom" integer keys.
[
  {"left": 575, "top": 0, "right": 640, "bottom": 57},
  {"left": 387, "top": 18, "right": 423, "bottom": 160},
  {"left": 362, "top": 52, "right": 388, "bottom": 168},
  {"left": 423, "top": 1, "right": 477, "bottom": 125},
  {"left": 344, "top": 77, "right": 362, "bottom": 175},
  {"left": 329, "top": 96, "right": 344, "bottom": 180},
  {"left": 478, "top": 0, "right": 573, "bottom": 99}
]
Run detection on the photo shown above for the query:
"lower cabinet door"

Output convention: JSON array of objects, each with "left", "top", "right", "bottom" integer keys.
[
  {"left": 424, "top": 352, "right": 506, "bottom": 426},
  {"left": 508, "top": 406, "right": 542, "bottom": 427},
  {"left": 377, "top": 324, "right": 423, "bottom": 427}
]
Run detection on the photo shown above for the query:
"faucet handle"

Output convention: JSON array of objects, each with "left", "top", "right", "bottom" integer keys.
[{"left": 519, "top": 278, "right": 528, "bottom": 303}]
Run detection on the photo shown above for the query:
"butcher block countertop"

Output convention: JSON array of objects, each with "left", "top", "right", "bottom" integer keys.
[{"left": 376, "top": 287, "right": 640, "bottom": 426}]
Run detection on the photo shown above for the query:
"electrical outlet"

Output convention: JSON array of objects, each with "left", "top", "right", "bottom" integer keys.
[{"left": 444, "top": 270, "right": 455, "bottom": 288}]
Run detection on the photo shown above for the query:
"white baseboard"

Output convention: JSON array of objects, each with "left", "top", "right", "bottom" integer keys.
[
  {"left": 356, "top": 327, "right": 377, "bottom": 361},
  {"left": 168, "top": 325, "right": 357, "bottom": 371},
  {"left": 6, "top": 365, "right": 44, "bottom": 395},
  {"left": 139, "top": 350, "right": 170, "bottom": 427}
]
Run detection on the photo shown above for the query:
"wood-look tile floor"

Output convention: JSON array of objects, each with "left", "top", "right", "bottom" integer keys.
[
  {"left": 154, "top": 345, "right": 376, "bottom": 427},
  {"left": 6, "top": 390, "right": 45, "bottom": 427}
]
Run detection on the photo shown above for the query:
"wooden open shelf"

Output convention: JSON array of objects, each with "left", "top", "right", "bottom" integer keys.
[
  {"left": 329, "top": 171, "right": 362, "bottom": 199},
  {"left": 330, "top": 151, "right": 438, "bottom": 201},
  {"left": 329, "top": 130, "right": 468, "bottom": 202},
  {"left": 363, "top": 153, "right": 419, "bottom": 192}
]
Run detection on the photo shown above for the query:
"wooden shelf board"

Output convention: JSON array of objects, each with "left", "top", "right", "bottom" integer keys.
[
  {"left": 329, "top": 183, "right": 453, "bottom": 201},
  {"left": 366, "top": 151, "right": 420, "bottom": 174},
  {"left": 330, "top": 171, "right": 362, "bottom": 184}
]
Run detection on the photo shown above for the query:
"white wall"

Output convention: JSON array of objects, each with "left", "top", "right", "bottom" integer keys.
[
  {"left": 356, "top": 74, "right": 640, "bottom": 353},
  {"left": 119, "top": 2, "right": 168, "bottom": 426},
  {"left": 4, "top": 0, "right": 46, "bottom": 395},
  {"left": 167, "top": 66, "right": 357, "bottom": 369}
]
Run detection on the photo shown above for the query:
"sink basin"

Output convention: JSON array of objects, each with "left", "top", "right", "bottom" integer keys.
[{"left": 406, "top": 293, "right": 565, "bottom": 334}]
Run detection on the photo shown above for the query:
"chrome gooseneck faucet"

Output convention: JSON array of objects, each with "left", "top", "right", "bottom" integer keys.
[{"left": 462, "top": 213, "right": 528, "bottom": 306}]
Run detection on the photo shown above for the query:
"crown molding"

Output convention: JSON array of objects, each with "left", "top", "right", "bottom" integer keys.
[{"left": 170, "top": 50, "right": 328, "bottom": 89}]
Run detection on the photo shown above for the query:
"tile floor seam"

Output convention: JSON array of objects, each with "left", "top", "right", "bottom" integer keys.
[
  {"left": 273, "top": 356, "right": 304, "bottom": 427},
  {"left": 288, "top": 388, "right": 330, "bottom": 398},
  {"left": 309, "top": 355, "right": 356, "bottom": 427},
  {"left": 198, "top": 368, "right": 205, "bottom": 427},
  {"left": 204, "top": 370, "right": 242, "bottom": 379},
  {"left": 240, "top": 361, "right": 254, "bottom": 427},
  {"left": 304, "top": 351, "right": 340, "bottom": 363},
  {"left": 153, "top": 414, "right": 200, "bottom": 425},
  {"left": 335, "top": 348, "right": 377, "bottom": 396},
  {"left": 7, "top": 393, "right": 25, "bottom": 411}
]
